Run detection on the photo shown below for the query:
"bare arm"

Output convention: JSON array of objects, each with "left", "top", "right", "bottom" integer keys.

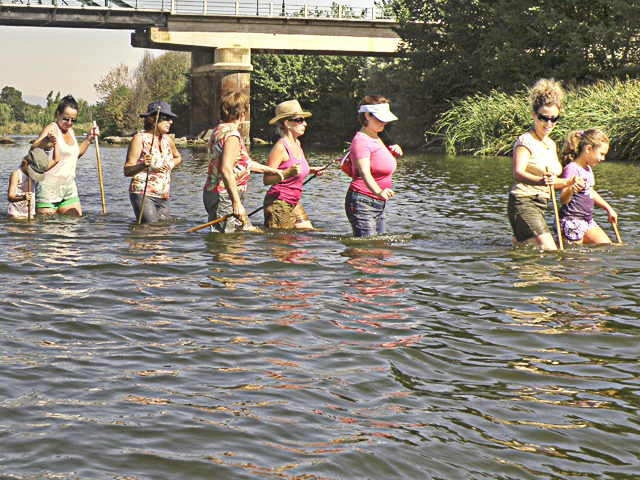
[
  {"left": 220, "top": 135, "right": 246, "bottom": 222},
  {"left": 353, "top": 156, "right": 395, "bottom": 200},
  {"left": 593, "top": 190, "right": 617, "bottom": 223},
  {"left": 31, "top": 125, "right": 59, "bottom": 170},
  {"left": 263, "top": 142, "right": 297, "bottom": 185},
  {"left": 77, "top": 125, "right": 99, "bottom": 158},
  {"left": 7, "top": 170, "right": 32, "bottom": 203},
  {"left": 168, "top": 137, "right": 182, "bottom": 168},
  {"left": 124, "top": 135, "right": 151, "bottom": 177}
]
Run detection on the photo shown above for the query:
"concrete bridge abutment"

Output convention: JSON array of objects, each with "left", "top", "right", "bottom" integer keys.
[{"left": 190, "top": 48, "right": 253, "bottom": 143}]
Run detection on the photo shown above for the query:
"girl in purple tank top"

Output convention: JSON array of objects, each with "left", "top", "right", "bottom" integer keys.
[
  {"left": 263, "top": 100, "right": 327, "bottom": 229},
  {"left": 558, "top": 129, "right": 617, "bottom": 245}
]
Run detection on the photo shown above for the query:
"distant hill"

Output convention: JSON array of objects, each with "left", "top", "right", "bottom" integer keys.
[{"left": 23, "top": 95, "right": 47, "bottom": 107}]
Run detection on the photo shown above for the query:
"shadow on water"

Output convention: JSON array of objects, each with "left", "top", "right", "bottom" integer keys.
[{"left": 1, "top": 138, "right": 640, "bottom": 478}]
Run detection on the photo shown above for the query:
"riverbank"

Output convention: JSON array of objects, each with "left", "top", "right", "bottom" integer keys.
[{"left": 434, "top": 78, "right": 640, "bottom": 161}]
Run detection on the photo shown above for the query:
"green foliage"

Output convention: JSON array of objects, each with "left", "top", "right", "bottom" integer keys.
[
  {"left": 0, "top": 86, "right": 91, "bottom": 131},
  {"left": 435, "top": 78, "right": 640, "bottom": 161},
  {"left": 94, "top": 52, "right": 190, "bottom": 136},
  {"left": 0, "top": 103, "right": 14, "bottom": 127},
  {"left": 388, "top": 0, "right": 640, "bottom": 148},
  {"left": 251, "top": 54, "right": 370, "bottom": 146}
]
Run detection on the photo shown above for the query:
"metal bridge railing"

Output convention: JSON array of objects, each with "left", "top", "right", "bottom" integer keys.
[{"left": 7, "top": 0, "right": 395, "bottom": 20}]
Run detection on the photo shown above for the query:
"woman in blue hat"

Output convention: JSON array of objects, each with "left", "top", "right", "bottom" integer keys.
[
  {"left": 124, "top": 101, "right": 182, "bottom": 223},
  {"left": 344, "top": 95, "right": 403, "bottom": 237}
]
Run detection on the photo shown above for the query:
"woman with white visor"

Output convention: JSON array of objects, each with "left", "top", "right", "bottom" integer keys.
[{"left": 344, "top": 95, "right": 403, "bottom": 237}]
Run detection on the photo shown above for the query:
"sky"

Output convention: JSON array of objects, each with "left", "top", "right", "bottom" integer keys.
[
  {"left": 0, "top": 26, "right": 148, "bottom": 105},
  {"left": 0, "top": 0, "right": 377, "bottom": 107}
]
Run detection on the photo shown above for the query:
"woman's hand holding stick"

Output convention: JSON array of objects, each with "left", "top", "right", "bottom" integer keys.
[{"left": 138, "top": 107, "right": 161, "bottom": 224}]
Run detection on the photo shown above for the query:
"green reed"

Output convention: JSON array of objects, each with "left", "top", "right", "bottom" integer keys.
[{"left": 435, "top": 78, "right": 640, "bottom": 160}]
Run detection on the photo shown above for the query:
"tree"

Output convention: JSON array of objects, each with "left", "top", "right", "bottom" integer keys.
[
  {"left": 0, "top": 86, "right": 26, "bottom": 122},
  {"left": 251, "top": 54, "right": 370, "bottom": 145},
  {"left": 386, "top": 0, "right": 640, "bottom": 146}
]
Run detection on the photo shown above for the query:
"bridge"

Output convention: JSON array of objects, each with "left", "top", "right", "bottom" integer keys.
[{"left": 0, "top": 0, "right": 402, "bottom": 135}]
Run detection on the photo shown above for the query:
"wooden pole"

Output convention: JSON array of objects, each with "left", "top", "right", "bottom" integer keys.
[
  {"left": 547, "top": 167, "right": 563, "bottom": 250},
  {"left": 27, "top": 177, "right": 32, "bottom": 220},
  {"left": 93, "top": 121, "right": 106, "bottom": 214},
  {"left": 138, "top": 107, "right": 161, "bottom": 224},
  {"left": 187, "top": 213, "right": 235, "bottom": 232},
  {"left": 612, "top": 220, "right": 622, "bottom": 244}
]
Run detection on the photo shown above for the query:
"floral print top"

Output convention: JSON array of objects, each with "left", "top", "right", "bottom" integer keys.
[
  {"left": 205, "top": 123, "right": 252, "bottom": 194},
  {"left": 129, "top": 132, "right": 176, "bottom": 199}
]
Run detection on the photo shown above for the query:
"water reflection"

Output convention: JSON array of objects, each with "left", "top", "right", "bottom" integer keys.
[{"left": 1, "top": 139, "right": 640, "bottom": 478}]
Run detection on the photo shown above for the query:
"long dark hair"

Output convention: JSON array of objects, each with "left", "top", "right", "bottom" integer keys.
[{"left": 56, "top": 95, "right": 79, "bottom": 115}]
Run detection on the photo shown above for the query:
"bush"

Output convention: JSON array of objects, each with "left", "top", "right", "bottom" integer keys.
[{"left": 435, "top": 78, "right": 640, "bottom": 161}]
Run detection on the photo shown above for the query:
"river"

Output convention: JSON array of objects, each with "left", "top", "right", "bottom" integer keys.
[{"left": 1, "top": 137, "right": 640, "bottom": 479}]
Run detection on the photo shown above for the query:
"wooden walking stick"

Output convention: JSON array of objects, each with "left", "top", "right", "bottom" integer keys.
[
  {"left": 93, "top": 121, "right": 106, "bottom": 214},
  {"left": 611, "top": 220, "right": 622, "bottom": 244},
  {"left": 547, "top": 167, "right": 563, "bottom": 250},
  {"left": 246, "top": 174, "right": 318, "bottom": 218},
  {"left": 138, "top": 107, "right": 161, "bottom": 224},
  {"left": 187, "top": 213, "right": 235, "bottom": 232},
  {"left": 27, "top": 178, "right": 31, "bottom": 220}
]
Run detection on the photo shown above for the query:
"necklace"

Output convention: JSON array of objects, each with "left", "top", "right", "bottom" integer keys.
[{"left": 530, "top": 129, "right": 550, "bottom": 150}]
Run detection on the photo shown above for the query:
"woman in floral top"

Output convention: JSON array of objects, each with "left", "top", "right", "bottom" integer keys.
[
  {"left": 125, "top": 101, "right": 182, "bottom": 223},
  {"left": 203, "top": 92, "right": 283, "bottom": 233}
]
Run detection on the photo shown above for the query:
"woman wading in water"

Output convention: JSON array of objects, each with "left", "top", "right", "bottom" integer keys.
[
  {"left": 507, "top": 79, "right": 576, "bottom": 250},
  {"left": 263, "top": 100, "right": 327, "bottom": 229},
  {"left": 31, "top": 95, "right": 99, "bottom": 216}
]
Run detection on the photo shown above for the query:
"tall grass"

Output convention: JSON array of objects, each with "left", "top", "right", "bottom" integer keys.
[{"left": 435, "top": 78, "right": 640, "bottom": 161}]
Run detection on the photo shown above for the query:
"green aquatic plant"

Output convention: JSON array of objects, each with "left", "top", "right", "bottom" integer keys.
[{"left": 435, "top": 78, "right": 640, "bottom": 160}]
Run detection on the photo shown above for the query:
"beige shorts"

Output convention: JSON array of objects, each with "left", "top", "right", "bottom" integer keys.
[{"left": 263, "top": 194, "right": 309, "bottom": 229}]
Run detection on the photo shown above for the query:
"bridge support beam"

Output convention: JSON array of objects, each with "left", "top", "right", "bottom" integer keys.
[{"left": 190, "top": 47, "right": 253, "bottom": 143}]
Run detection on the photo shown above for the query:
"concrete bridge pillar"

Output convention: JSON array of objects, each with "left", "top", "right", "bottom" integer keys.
[{"left": 189, "top": 47, "right": 253, "bottom": 144}]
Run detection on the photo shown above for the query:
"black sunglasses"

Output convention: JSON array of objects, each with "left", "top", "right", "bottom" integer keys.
[
  {"left": 158, "top": 113, "right": 174, "bottom": 122},
  {"left": 287, "top": 118, "right": 306, "bottom": 124},
  {"left": 536, "top": 113, "right": 560, "bottom": 123},
  {"left": 62, "top": 117, "right": 78, "bottom": 124}
]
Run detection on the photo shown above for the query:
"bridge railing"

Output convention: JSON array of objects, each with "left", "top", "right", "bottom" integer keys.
[{"left": 8, "top": 0, "right": 395, "bottom": 20}]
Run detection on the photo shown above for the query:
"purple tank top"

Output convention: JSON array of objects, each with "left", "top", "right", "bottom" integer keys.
[{"left": 267, "top": 138, "right": 310, "bottom": 205}]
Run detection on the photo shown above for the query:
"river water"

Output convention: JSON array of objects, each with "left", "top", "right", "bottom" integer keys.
[{"left": 1, "top": 136, "right": 640, "bottom": 479}]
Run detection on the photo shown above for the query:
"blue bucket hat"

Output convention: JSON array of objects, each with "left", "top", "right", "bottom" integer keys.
[{"left": 140, "top": 101, "right": 178, "bottom": 118}]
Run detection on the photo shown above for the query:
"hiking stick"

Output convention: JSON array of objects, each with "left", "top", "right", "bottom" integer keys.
[
  {"left": 138, "top": 107, "right": 161, "bottom": 224},
  {"left": 27, "top": 177, "right": 31, "bottom": 220},
  {"left": 547, "top": 167, "right": 563, "bottom": 250},
  {"left": 93, "top": 121, "right": 106, "bottom": 214},
  {"left": 611, "top": 220, "right": 622, "bottom": 244}
]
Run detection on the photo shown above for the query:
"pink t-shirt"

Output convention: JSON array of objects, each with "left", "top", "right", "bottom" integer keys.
[
  {"left": 348, "top": 131, "right": 396, "bottom": 199},
  {"left": 267, "top": 138, "right": 310, "bottom": 205}
]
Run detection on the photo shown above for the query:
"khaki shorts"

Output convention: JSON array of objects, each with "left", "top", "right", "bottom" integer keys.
[
  {"left": 263, "top": 194, "right": 309, "bottom": 229},
  {"left": 507, "top": 193, "right": 550, "bottom": 242}
]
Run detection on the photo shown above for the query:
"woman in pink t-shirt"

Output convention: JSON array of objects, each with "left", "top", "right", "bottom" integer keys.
[
  {"left": 263, "top": 100, "right": 327, "bottom": 229},
  {"left": 345, "top": 95, "right": 403, "bottom": 237}
]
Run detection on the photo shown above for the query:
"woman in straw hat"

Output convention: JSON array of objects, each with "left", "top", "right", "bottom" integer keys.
[
  {"left": 345, "top": 95, "right": 403, "bottom": 237},
  {"left": 262, "top": 100, "right": 327, "bottom": 229},
  {"left": 204, "top": 91, "right": 284, "bottom": 233},
  {"left": 125, "top": 101, "right": 182, "bottom": 223}
]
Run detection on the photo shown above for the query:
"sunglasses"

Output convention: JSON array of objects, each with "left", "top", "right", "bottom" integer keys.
[
  {"left": 158, "top": 113, "right": 174, "bottom": 122},
  {"left": 536, "top": 113, "right": 560, "bottom": 123},
  {"left": 287, "top": 118, "right": 306, "bottom": 124},
  {"left": 62, "top": 117, "right": 78, "bottom": 124}
]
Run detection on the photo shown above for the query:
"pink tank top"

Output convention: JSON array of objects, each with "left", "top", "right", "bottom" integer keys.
[{"left": 267, "top": 138, "right": 310, "bottom": 205}]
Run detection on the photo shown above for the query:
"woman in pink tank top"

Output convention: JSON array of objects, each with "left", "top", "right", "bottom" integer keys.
[{"left": 263, "top": 100, "right": 327, "bottom": 229}]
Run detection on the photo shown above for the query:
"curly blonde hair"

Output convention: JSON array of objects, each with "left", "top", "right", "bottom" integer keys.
[
  {"left": 530, "top": 78, "right": 564, "bottom": 113},
  {"left": 560, "top": 129, "right": 610, "bottom": 166}
]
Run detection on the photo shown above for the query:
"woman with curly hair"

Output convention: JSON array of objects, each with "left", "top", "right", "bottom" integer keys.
[{"left": 507, "top": 79, "right": 577, "bottom": 250}]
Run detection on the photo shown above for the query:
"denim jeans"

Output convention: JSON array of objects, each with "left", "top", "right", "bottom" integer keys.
[
  {"left": 202, "top": 188, "right": 253, "bottom": 233},
  {"left": 130, "top": 192, "right": 171, "bottom": 223},
  {"left": 345, "top": 190, "right": 387, "bottom": 237}
]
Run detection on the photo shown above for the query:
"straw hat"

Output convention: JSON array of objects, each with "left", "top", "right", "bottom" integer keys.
[{"left": 269, "top": 100, "right": 312, "bottom": 125}]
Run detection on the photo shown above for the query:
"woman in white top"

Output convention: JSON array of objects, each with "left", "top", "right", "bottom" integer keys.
[
  {"left": 507, "top": 79, "right": 577, "bottom": 250},
  {"left": 31, "top": 95, "right": 99, "bottom": 217}
]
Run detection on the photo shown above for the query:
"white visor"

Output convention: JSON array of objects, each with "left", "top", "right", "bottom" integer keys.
[{"left": 358, "top": 103, "right": 398, "bottom": 122}]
